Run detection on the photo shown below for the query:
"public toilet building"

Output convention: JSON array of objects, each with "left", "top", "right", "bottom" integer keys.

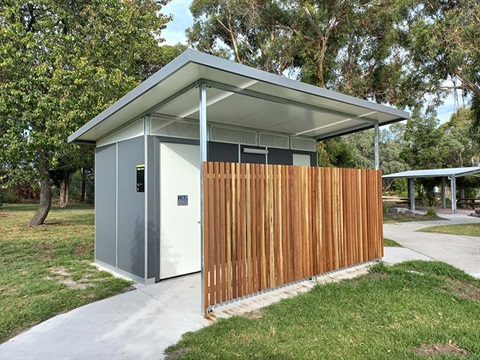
[{"left": 69, "top": 50, "right": 409, "bottom": 313}]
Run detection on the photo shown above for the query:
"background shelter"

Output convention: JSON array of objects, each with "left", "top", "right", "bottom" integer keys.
[
  {"left": 383, "top": 167, "right": 480, "bottom": 213},
  {"left": 69, "top": 50, "right": 409, "bottom": 313}
]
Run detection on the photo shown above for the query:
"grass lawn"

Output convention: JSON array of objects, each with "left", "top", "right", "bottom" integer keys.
[
  {"left": 384, "top": 238, "right": 402, "bottom": 247},
  {"left": 166, "top": 261, "right": 480, "bottom": 359},
  {"left": 384, "top": 213, "right": 441, "bottom": 224},
  {"left": 418, "top": 223, "right": 480, "bottom": 237},
  {"left": 0, "top": 203, "right": 132, "bottom": 343}
]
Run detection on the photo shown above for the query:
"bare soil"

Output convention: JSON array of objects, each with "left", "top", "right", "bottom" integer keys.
[
  {"left": 446, "top": 279, "right": 480, "bottom": 301},
  {"left": 414, "top": 341, "right": 468, "bottom": 357}
]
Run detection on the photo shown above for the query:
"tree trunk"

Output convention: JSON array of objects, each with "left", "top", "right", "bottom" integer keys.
[
  {"left": 59, "top": 174, "right": 71, "bottom": 208},
  {"left": 59, "top": 179, "right": 67, "bottom": 208},
  {"left": 65, "top": 176, "right": 70, "bottom": 206},
  {"left": 80, "top": 167, "right": 86, "bottom": 203},
  {"left": 29, "top": 161, "right": 52, "bottom": 226}
]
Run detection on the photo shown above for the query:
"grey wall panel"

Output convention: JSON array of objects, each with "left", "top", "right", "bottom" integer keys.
[
  {"left": 117, "top": 137, "right": 145, "bottom": 278},
  {"left": 95, "top": 144, "right": 117, "bottom": 267},
  {"left": 268, "top": 148, "right": 293, "bottom": 165},
  {"left": 208, "top": 141, "right": 239, "bottom": 163}
]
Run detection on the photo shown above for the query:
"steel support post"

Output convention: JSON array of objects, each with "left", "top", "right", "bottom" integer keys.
[
  {"left": 441, "top": 177, "right": 446, "bottom": 209},
  {"left": 450, "top": 176, "right": 456, "bottom": 214},
  {"left": 374, "top": 122, "right": 380, "bottom": 170},
  {"left": 409, "top": 178, "right": 415, "bottom": 211},
  {"left": 144, "top": 115, "right": 150, "bottom": 283},
  {"left": 199, "top": 84, "right": 207, "bottom": 314}
]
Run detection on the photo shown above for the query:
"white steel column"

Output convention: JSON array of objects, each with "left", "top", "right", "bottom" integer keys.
[
  {"left": 450, "top": 176, "right": 456, "bottom": 214},
  {"left": 374, "top": 122, "right": 380, "bottom": 170},
  {"left": 408, "top": 178, "right": 415, "bottom": 211},
  {"left": 441, "top": 177, "right": 446, "bottom": 209},
  {"left": 199, "top": 83, "right": 207, "bottom": 314},
  {"left": 144, "top": 115, "right": 150, "bottom": 283}
]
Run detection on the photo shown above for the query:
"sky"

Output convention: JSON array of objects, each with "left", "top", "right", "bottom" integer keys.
[
  {"left": 161, "top": 0, "right": 463, "bottom": 124},
  {"left": 162, "top": 0, "right": 193, "bottom": 45}
]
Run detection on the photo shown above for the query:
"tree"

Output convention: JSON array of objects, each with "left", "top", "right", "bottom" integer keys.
[
  {"left": 438, "top": 107, "right": 480, "bottom": 168},
  {"left": 188, "top": 0, "right": 435, "bottom": 109},
  {"left": 398, "top": 0, "right": 480, "bottom": 123},
  {"left": 0, "top": 1, "right": 172, "bottom": 225},
  {"left": 401, "top": 109, "right": 443, "bottom": 170},
  {"left": 188, "top": 0, "right": 295, "bottom": 75}
]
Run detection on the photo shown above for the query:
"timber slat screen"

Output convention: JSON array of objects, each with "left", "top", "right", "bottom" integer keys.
[{"left": 203, "top": 162, "right": 383, "bottom": 312}]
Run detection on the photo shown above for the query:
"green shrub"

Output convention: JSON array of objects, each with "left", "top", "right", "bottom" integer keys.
[
  {"left": 425, "top": 207, "right": 437, "bottom": 217},
  {"left": 2, "top": 188, "right": 22, "bottom": 203},
  {"left": 383, "top": 201, "right": 395, "bottom": 214}
]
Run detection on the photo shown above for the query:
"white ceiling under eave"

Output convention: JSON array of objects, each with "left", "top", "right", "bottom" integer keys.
[{"left": 68, "top": 50, "right": 409, "bottom": 144}]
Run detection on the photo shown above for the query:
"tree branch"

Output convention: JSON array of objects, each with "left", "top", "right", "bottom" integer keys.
[
  {"left": 299, "top": 0, "right": 325, "bottom": 42},
  {"left": 453, "top": 70, "right": 480, "bottom": 97}
]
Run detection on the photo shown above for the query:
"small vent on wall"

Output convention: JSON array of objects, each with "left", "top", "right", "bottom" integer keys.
[
  {"left": 290, "top": 137, "right": 316, "bottom": 151},
  {"left": 151, "top": 118, "right": 200, "bottom": 140},
  {"left": 258, "top": 132, "right": 289, "bottom": 149},
  {"left": 210, "top": 125, "right": 257, "bottom": 145}
]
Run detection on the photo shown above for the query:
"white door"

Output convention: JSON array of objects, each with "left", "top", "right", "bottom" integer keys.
[
  {"left": 159, "top": 143, "right": 201, "bottom": 279},
  {"left": 293, "top": 154, "right": 311, "bottom": 166}
]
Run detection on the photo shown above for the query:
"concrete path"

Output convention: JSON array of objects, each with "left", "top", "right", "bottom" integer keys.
[
  {"left": 383, "top": 214, "right": 480, "bottom": 278},
  {"left": 0, "top": 274, "right": 209, "bottom": 360}
]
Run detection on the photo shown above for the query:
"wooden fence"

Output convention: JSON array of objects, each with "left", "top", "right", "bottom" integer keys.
[{"left": 202, "top": 162, "right": 383, "bottom": 312}]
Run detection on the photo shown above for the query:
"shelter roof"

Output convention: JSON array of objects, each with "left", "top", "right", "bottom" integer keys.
[
  {"left": 69, "top": 49, "right": 409, "bottom": 144},
  {"left": 382, "top": 167, "right": 480, "bottom": 179}
]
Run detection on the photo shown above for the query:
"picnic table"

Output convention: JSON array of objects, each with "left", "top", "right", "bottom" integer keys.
[
  {"left": 457, "top": 197, "right": 480, "bottom": 209},
  {"left": 382, "top": 196, "right": 410, "bottom": 207}
]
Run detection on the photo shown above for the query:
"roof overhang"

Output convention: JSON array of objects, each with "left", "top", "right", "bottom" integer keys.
[
  {"left": 69, "top": 49, "right": 410, "bottom": 144},
  {"left": 383, "top": 167, "right": 480, "bottom": 179}
]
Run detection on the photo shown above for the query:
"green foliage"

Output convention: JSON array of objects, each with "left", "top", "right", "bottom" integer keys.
[
  {"left": 0, "top": 1, "right": 173, "bottom": 222},
  {"left": 401, "top": 109, "right": 442, "bottom": 170},
  {"left": 439, "top": 107, "right": 480, "bottom": 167},
  {"left": 317, "top": 138, "right": 355, "bottom": 167},
  {"left": 402, "top": 0, "right": 480, "bottom": 101},
  {"left": 69, "top": 169, "right": 95, "bottom": 203},
  {"left": 188, "top": 0, "right": 293, "bottom": 74},
  {"left": 1, "top": 188, "right": 22, "bottom": 204},
  {"left": 425, "top": 207, "right": 437, "bottom": 217}
]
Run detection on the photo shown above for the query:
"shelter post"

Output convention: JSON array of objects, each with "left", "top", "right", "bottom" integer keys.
[
  {"left": 441, "top": 177, "right": 446, "bottom": 209},
  {"left": 144, "top": 115, "right": 150, "bottom": 282},
  {"left": 450, "top": 176, "right": 456, "bottom": 214},
  {"left": 408, "top": 178, "right": 415, "bottom": 211},
  {"left": 374, "top": 122, "right": 379, "bottom": 170},
  {"left": 199, "top": 83, "right": 208, "bottom": 314}
]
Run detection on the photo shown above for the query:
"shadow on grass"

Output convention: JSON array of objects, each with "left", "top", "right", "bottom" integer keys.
[{"left": 1, "top": 204, "right": 94, "bottom": 212}]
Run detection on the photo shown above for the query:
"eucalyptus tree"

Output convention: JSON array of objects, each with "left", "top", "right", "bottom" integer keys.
[{"left": 0, "top": 1, "right": 172, "bottom": 225}]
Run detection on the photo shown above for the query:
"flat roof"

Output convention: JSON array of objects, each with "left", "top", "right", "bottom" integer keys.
[
  {"left": 69, "top": 49, "right": 409, "bottom": 144},
  {"left": 383, "top": 167, "right": 480, "bottom": 179}
]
